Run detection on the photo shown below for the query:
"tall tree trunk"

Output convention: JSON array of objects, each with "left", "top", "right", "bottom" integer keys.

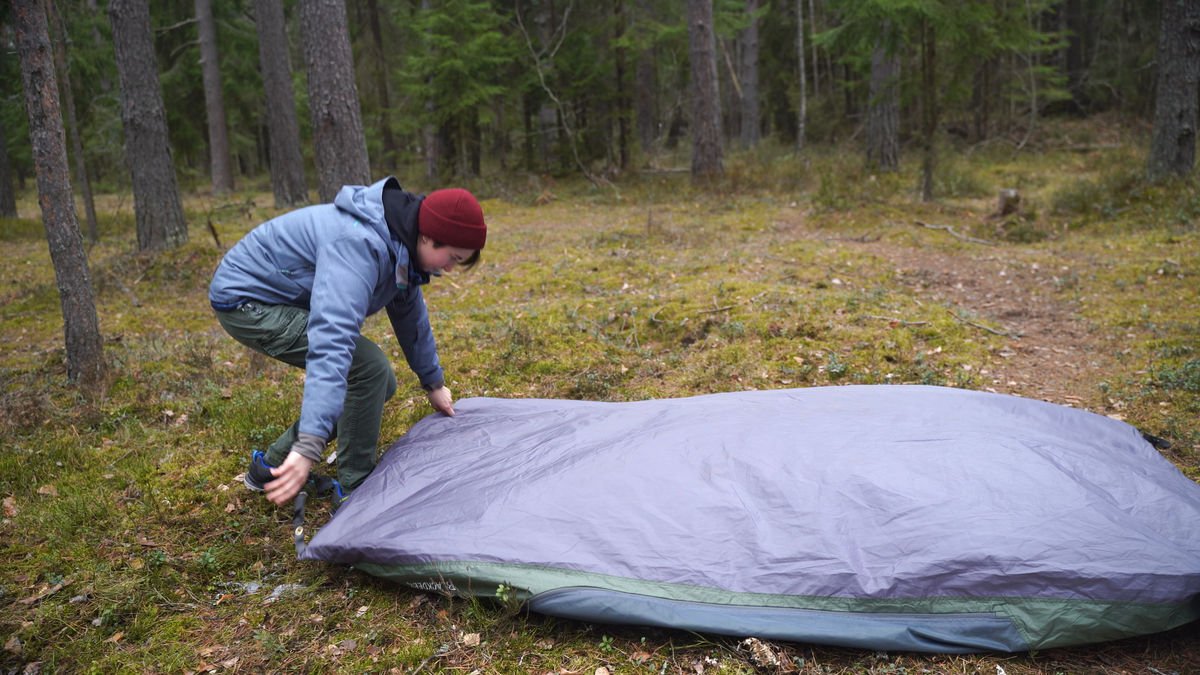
[
  {"left": 687, "top": 0, "right": 723, "bottom": 181},
  {"left": 49, "top": 0, "right": 98, "bottom": 242},
  {"left": 866, "top": 40, "right": 898, "bottom": 172},
  {"left": 796, "top": 0, "right": 806, "bottom": 151},
  {"left": 109, "top": 0, "right": 188, "bottom": 251},
  {"left": 422, "top": 0, "right": 437, "bottom": 182},
  {"left": 808, "top": 0, "right": 818, "bottom": 97},
  {"left": 920, "top": 18, "right": 937, "bottom": 202},
  {"left": 300, "top": 0, "right": 370, "bottom": 202},
  {"left": 195, "top": 0, "right": 234, "bottom": 194},
  {"left": 614, "top": 0, "right": 629, "bottom": 169},
  {"left": 12, "top": 0, "right": 107, "bottom": 390},
  {"left": 1146, "top": 0, "right": 1200, "bottom": 181},
  {"left": 1064, "top": 0, "right": 1084, "bottom": 112},
  {"left": 740, "top": 0, "right": 760, "bottom": 148},
  {"left": 254, "top": 0, "right": 309, "bottom": 207},
  {"left": 635, "top": 0, "right": 655, "bottom": 154},
  {"left": 365, "top": 0, "right": 397, "bottom": 170},
  {"left": 0, "top": 117, "right": 16, "bottom": 218},
  {"left": 0, "top": 48, "right": 20, "bottom": 218}
]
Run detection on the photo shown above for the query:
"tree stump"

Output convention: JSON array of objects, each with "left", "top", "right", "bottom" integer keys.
[{"left": 997, "top": 189, "right": 1021, "bottom": 216}]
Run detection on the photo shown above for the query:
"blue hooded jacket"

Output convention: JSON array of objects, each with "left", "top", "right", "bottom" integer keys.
[{"left": 209, "top": 177, "right": 442, "bottom": 441}]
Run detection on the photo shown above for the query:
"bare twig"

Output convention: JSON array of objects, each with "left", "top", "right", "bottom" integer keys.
[
  {"left": 951, "top": 311, "right": 1024, "bottom": 337},
  {"left": 913, "top": 220, "right": 997, "bottom": 246},
  {"left": 863, "top": 315, "right": 927, "bottom": 326},
  {"left": 104, "top": 268, "right": 141, "bottom": 307},
  {"left": 649, "top": 306, "right": 666, "bottom": 324},
  {"left": 514, "top": 4, "right": 619, "bottom": 197},
  {"left": 698, "top": 304, "right": 735, "bottom": 314}
]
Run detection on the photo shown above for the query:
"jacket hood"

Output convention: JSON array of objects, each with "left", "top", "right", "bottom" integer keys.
[{"left": 333, "top": 176, "right": 399, "bottom": 253}]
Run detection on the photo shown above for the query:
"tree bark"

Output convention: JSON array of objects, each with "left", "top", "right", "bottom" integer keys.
[
  {"left": 635, "top": 0, "right": 655, "bottom": 154},
  {"left": 687, "top": 0, "right": 723, "bottom": 182},
  {"left": 796, "top": 0, "right": 806, "bottom": 151},
  {"left": 1146, "top": 0, "right": 1200, "bottom": 181},
  {"left": 365, "top": 0, "right": 397, "bottom": 170},
  {"left": 920, "top": 18, "right": 937, "bottom": 202},
  {"left": 422, "top": 0, "right": 437, "bottom": 182},
  {"left": 299, "top": 0, "right": 370, "bottom": 202},
  {"left": 12, "top": 0, "right": 107, "bottom": 390},
  {"left": 0, "top": 67, "right": 20, "bottom": 218},
  {"left": 740, "top": 0, "right": 760, "bottom": 148},
  {"left": 49, "top": 0, "right": 98, "bottom": 242},
  {"left": 196, "top": 0, "right": 234, "bottom": 194},
  {"left": 1064, "top": 0, "right": 1085, "bottom": 112},
  {"left": 253, "top": 0, "right": 309, "bottom": 207},
  {"left": 109, "top": 0, "right": 188, "bottom": 251},
  {"left": 866, "top": 39, "right": 898, "bottom": 172}
]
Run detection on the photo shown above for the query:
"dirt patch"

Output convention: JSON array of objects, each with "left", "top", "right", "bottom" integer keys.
[{"left": 868, "top": 237, "right": 1116, "bottom": 414}]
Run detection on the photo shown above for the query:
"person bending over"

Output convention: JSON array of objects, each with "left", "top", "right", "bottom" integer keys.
[{"left": 208, "top": 177, "right": 486, "bottom": 508}]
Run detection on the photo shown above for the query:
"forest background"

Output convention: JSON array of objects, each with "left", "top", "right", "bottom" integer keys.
[{"left": 2, "top": 0, "right": 1200, "bottom": 673}]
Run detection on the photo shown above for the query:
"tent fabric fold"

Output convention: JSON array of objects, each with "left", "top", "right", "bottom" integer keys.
[{"left": 301, "top": 385, "right": 1200, "bottom": 652}]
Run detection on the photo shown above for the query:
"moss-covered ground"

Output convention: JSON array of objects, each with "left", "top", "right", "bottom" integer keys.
[{"left": 1, "top": 120, "right": 1198, "bottom": 674}]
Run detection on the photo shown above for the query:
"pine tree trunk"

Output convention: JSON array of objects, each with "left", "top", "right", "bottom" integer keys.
[
  {"left": 422, "top": 0, "right": 437, "bottom": 183},
  {"left": 365, "top": 0, "right": 397, "bottom": 170},
  {"left": 254, "top": 0, "right": 309, "bottom": 207},
  {"left": 920, "top": 18, "right": 937, "bottom": 202},
  {"left": 12, "top": 0, "right": 107, "bottom": 390},
  {"left": 299, "top": 0, "right": 370, "bottom": 202},
  {"left": 0, "top": 76, "right": 20, "bottom": 218},
  {"left": 687, "top": 0, "right": 723, "bottom": 181},
  {"left": 109, "top": 0, "right": 188, "bottom": 251},
  {"left": 740, "top": 0, "right": 760, "bottom": 148},
  {"left": 808, "top": 0, "right": 818, "bottom": 97},
  {"left": 196, "top": 0, "right": 234, "bottom": 194},
  {"left": 615, "top": 0, "right": 629, "bottom": 169},
  {"left": 49, "top": 0, "right": 98, "bottom": 242},
  {"left": 866, "top": 40, "right": 899, "bottom": 172},
  {"left": 1064, "top": 0, "right": 1084, "bottom": 112},
  {"left": 1146, "top": 0, "right": 1200, "bottom": 181},
  {"left": 796, "top": 0, "right": 806, "bottom": 151},
  {"left": 635, "top": 0, "right": 655, "bottom": 154}
]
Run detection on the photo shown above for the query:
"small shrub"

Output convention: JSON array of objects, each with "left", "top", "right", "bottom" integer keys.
[{"left": 1153, "top": 358, "right": 1200, "bottom": 392}]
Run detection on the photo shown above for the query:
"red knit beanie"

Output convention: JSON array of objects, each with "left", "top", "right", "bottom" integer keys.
[{"left": 418, "top": 189, "right": 487, "bottom": 250}]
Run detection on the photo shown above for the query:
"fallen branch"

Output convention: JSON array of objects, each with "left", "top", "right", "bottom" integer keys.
[
  {"left": 951, "top": 311, "right": 1024, "bottom": 337},
  {"left": 863, "top": 315, "right": 927, "bottom": 326},
  {"left": 697, "top": 291, "right": 768, "bottom": 314},
  {"left": 104, "top": 268, "right": 141, "bottom": 307},
  {"left": 913, "top": 220, "right": 997, "bottom": 246}
]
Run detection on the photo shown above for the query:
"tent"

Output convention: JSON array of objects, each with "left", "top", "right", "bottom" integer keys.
[{"left": 300, "top": 385, "right": 1200, "bottom": 653}]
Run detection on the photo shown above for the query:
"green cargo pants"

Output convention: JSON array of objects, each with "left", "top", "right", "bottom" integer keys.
[{"left": 215, "top": 302, "right": 397, "bottom": 491}]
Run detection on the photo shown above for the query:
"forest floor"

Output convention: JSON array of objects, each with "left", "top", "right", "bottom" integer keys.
[{"left": 1, "top": 124, "right": 1199, "bottom": 674}]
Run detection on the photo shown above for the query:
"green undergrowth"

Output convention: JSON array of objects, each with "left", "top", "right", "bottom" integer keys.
[{"left": 1, "top": 125, "right": 1199, "bottom": 674}]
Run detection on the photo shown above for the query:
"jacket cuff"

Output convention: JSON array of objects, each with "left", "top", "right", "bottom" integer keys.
[
  {"left": 421, "top": 377, "right": 445, "bottom": 392},
  {"left": 291, "top": 432, "right": 327, "bottom": 462}
]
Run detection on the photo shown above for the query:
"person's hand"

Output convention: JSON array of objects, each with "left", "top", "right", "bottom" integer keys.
[
  {"left": 428, "top": 386, "right": 455, "bottom": 417},
  {"left": 266, "top": 451, "right": 315, "bottom": 505}
]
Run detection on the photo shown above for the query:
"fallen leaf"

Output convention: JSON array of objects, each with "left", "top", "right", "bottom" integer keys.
[
  {"left": 128, "top": 558, "right": 144, "bottom": 570},
  {"left": 340, "top": 639, "right": 356, "bottom": 651},
  {"left": 136, "top": 535, "right": 157, "bottom": 547},
  {"left": 218, "top": 657, "right": 239, "bottom": 669},
  {"left": 106, "top": 632, "right": 123, "bottom": 643},
  {"left": 595, "top": 668, "right": 611, "bottom": 675},
  {"left": 224, "top": 503, "right": 236, "bottom": 513},
  {"left": 462, "top": 633, "right": 481, "bottom": 647},
  {"left": 36, "top": 485, "right": 58, "bottom": 498},
  {"left": 3, "top": 496, "right": 16, "bottom": 517},
  {"left": 631, "top": 651, "right": 652, "bottom": 663},
  {"left": 4, "top": 635, "right": 20, "bottom": 654}
]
